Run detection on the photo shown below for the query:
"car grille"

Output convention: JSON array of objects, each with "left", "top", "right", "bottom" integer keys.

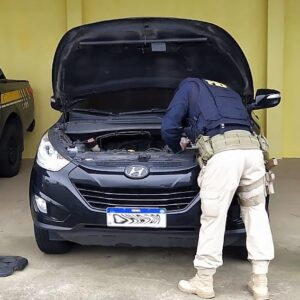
[
  {"left": 74, "top": 183, "right": 199, "bottom": 212},
  {"left": 83, "top": 161, "right": 186, "bottom": 168}
]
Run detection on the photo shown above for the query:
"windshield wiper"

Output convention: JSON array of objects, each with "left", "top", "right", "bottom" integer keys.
[
  {"left": 119, "top": 108, "right": 166, "bottom": 115},
  {"left": 72, "top": 108, "right": 116, "bottom": 116}
]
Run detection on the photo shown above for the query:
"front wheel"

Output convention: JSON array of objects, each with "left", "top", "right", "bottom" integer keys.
[
  {"left": 34, "top": 225, "right": 72, "bottom": 254},
  {"left": 236, "top": 246, "right": 248, "bottom": 260},
  {"left": 0, "top": 122, "right": 22, "bottom": 177},
  {"left": 224, "top": 246, "right": 248, "bottom": 260}
]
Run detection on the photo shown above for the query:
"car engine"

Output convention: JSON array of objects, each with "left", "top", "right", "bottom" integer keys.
[{"left": 66, "top": 130, "right": 171, "bottom": 155}]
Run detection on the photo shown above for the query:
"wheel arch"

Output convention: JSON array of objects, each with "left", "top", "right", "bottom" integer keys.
[{"left": 1, "top": 112, "right": 24, "bottom": 149}]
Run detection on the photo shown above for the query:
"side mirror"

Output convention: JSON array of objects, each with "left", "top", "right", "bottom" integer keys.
[
  {"left": 0, "top": 68, "right": 6, "bottom": 80},
  {"left": 251, "top": 89, "right": 281, "bottom": 110},
  {"left": 50, "top": 96, "right": 63, "bottom": 111}
]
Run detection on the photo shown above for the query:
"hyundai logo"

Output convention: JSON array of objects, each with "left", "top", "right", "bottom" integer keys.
[{"left": 124, "top": 165, "right": 149, "bottom": 179}]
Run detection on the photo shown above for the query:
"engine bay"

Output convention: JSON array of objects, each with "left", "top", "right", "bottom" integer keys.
[{"left": 65, "top": 130, "right": 172, "bottom": 156}]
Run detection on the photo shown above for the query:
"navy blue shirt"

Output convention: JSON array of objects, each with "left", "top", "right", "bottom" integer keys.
[
  {"left": 161, "top": 78, "right": 251, "bottom": 152},
  {"left": 161, "top": 80, "right": 200, "bottom": 152}
]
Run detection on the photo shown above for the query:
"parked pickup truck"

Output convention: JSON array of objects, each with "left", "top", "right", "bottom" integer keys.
[{"left": 0, "top": 68, "right": 34, "bottom": 177}]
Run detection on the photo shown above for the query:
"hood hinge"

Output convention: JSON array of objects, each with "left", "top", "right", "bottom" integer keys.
[{"left": 60, "top": 97, "right": 69, "bottom": 131}]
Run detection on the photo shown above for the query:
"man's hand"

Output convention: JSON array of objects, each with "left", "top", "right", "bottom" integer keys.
[{"left": 180, "top": 137, "right": 190, "bottom": 151}]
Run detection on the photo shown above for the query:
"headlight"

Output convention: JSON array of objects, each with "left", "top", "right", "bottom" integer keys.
[
  {"left": 36, "top": 132, "right": 69, "bottom": 171},
  {"left": 34, "top": 195, "right": 48, "bottom": 214}
]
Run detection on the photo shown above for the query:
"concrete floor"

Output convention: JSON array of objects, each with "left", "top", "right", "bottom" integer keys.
[{"left": 0, "top": 159, "right": 299, "bottom": 300}]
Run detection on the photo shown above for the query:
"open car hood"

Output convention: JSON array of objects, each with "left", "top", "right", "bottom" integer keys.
[{"left": 52, "top": 17, "right": 254, "bottom": 109}]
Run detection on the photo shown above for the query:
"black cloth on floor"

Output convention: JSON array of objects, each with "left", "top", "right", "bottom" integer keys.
[{"left": 0, "top": 256, "right": 28, "bottom": 277}]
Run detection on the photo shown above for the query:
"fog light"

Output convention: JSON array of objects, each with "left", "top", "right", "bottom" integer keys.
[{"left": 34, "top": 195, "right": 48, "bottom": 214}]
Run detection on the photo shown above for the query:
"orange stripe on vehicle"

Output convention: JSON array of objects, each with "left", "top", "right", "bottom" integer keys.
[{"left": 0, "top": 90, "right": 23, "bottom": 104}]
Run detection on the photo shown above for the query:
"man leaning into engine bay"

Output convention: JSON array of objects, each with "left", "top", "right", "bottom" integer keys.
[{"left": 161, "top": 77, "right": 274, "bottom": 300}]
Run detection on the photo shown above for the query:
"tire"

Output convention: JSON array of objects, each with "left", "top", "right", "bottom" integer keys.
[
  {"left": 224, "top": 245, "right": 248, "bottom": 260},
  {"left": 236, "top": 246, "right": 248, "bottom": 260},
  {"left": 0, "top": 122, "right": 22, "bottom": 177},
  {"left": 34, "top": 225, "right": 72, "bottom": 254}
]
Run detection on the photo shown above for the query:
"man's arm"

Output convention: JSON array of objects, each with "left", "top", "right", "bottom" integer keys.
[{"left": 161, "top": 82, "right": 190, "bottom": 152}]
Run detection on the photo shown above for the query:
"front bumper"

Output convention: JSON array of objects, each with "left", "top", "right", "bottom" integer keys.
[
  {"left": 35, "top": 221, "right": 246, "bottom": 248},
  {"left": 30, "top": 162, "right": 246, "bottom": 248}
]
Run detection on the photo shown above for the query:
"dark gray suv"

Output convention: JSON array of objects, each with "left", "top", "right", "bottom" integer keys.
[{"left": 29, "top": 18, "right": 280, "bottom": 254}]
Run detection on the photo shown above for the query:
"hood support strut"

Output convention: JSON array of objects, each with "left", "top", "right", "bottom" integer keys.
[{"left": 79, "top": 37, "right": 208, "bottom": 47}]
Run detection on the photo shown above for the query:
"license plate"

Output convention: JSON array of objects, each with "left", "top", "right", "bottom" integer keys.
[{"left": 106, "top": 207, "right": 167, "bottom": 228}]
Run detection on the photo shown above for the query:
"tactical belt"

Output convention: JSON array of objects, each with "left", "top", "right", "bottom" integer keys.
[
  {"left": 196, "top": 130, "right": 262, "bottom": 166},
  {"left": 211, "top": 130, "right": 260, "bottom": 153}
]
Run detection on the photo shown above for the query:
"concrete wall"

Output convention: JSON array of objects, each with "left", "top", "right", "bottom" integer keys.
[
  {"left": 0, "top": 0, "right": 66, "bottom": 158},
  {"left": 0, "top": 0, "right": 298, "bottom": 158},
  {"left": 283, "top": 0, "right": 300, "bottom": 157}
]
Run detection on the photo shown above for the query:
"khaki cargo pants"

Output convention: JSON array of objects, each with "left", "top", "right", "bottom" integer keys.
[{"left": 194, "top": 148, "right": 275, "bottom": 270}]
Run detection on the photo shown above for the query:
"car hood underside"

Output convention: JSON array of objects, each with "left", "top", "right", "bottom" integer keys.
[{"left": 52, "top": 17, "right": 254, "bottom": 109}]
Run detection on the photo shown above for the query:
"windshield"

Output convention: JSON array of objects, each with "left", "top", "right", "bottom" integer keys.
[{"left": 72, "top": 88, "right": 174, "bottom": 113}]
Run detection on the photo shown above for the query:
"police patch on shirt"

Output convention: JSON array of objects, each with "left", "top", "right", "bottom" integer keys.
[{"left": 205, "top": 80, "right": 227, "bottom": 88}]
